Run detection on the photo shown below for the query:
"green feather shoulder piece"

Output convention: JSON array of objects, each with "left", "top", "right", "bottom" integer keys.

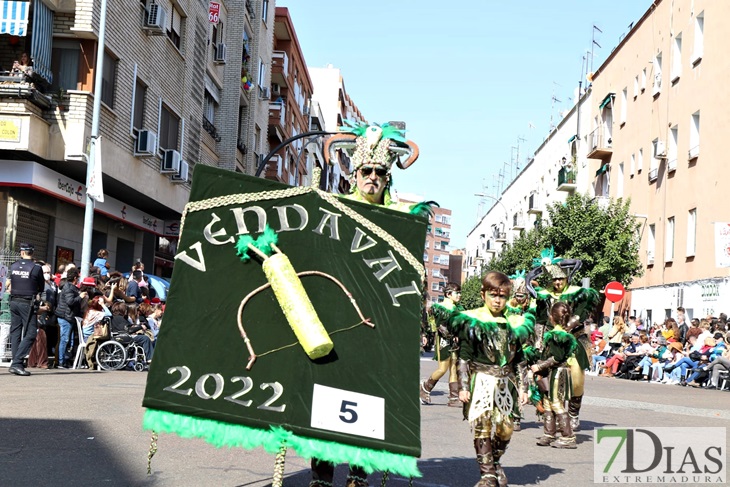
[
  {"left": 451, "top": 308, "right": 507, "bottom": 337},
  {"left": 522, "top": 345, "right": 540, "bottom": 363},
  {"left": 544, "top": 328, "right": 579, "bottom": 354},
  {"left": 508, "top": 311, "right": 536, "bottom": 343},
  {"left": 409, "top": 201, "right": 439, "bottom": 219}
]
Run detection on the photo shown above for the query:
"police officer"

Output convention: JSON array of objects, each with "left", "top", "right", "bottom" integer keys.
[{"left": 7, "top": 242, "right": 45, "bottom": 376}]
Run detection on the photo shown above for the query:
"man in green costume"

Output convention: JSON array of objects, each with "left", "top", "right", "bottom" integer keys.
[
  {"left": 525, "top": 248, "right": 599, "bottom": 432},
  {"left": 453, "top": 271, "right": 534, "bottom": 487}
]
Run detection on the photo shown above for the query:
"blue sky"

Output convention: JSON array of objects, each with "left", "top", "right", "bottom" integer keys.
[{"left": 281, "top": 1, "right": 651, "bottom": 247}]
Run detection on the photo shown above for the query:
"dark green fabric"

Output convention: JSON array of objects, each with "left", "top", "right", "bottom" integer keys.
[
  {"left": 143, "top": 165, "right": 426, "bottom": 461},
  {"left": 599, "top": 93, "right": 615, "bottom": 110}
]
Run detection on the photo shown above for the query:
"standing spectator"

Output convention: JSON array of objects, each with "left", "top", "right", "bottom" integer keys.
[
  {"left": 126, "top": 270, "right": 144, "bottom": 304},
  {"left": 607, "top": 316, "right": 626, "bottom": 352},
  {"left": 27, "top": 264, "right": 57, "bottom": 369},
  {"left": 93, "top": 249, "right": 111, "bottom": 277},
  {"left": 55, "top": 267, "right": 87, "bottom": 368},
  {"left": 625, "top": 316, "right": 637, "bottom": 335},
  {"left": 676, "top": 307, "right": 689, "bottom": 344},
  {"left": 6, "top": 243, "right": 45, "bottom": 376}
]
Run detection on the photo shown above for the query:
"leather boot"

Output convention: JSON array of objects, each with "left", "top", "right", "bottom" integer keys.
[
  {"left": 552, "top": 413, "right": 577, "bottom": 449},
  {"left": 345, "top": 465, "right": 369, "bottom": 487},
  {"left": 448, "top": 382, "right": 461, "bottom": 407},
  {"left": 310, "top": 458, "right": 335, "bottom": 486},
  {"left": 492, "top": 438, "right": 509, "bottom": 487},
  {"left": 420, "top": 377, "right": 438, "bottom": 405},
  {"left": 536, "top": 412, "right": 556, "bottom": 446},
  {"left": 568, "top": 395, "right": 582, "bottom": 431},
  {"left": 474, "top": 437, "right": 497, "bottom": 487}
]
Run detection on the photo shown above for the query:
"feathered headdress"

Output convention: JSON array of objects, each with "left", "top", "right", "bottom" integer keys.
[
  {"left": 509, "top": 270, "right": 527, "bottom": 295},
  {"left": 533, "top": 247, "right": 566, "bottom": 279},
  {"left": 323, "top": 121, "right": 420, "bottom": 175}
]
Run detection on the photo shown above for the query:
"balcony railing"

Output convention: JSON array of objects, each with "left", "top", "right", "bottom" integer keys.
[
  {"left": 587, "top": 126, "right": 613, "bottom": 159},
  {"left": 494, "top": 231, "right": 507, "bottom": 242},
  {"left": 688, "top": 145, "right": 700, "bottom": 160},
  {"left": 592, "top": 195, "right": 610, "bottom": 210},
  {"left": 557, "top": 167, "right": 577, "bottom": 192},
  {"left": 269, "top": 101, "right": 286, "bottom": 129},
  {"left": 648, "top": 168, "right": 658, "bottom": 182},
  {"left": 202, "top": 117, "right": 221, "bottom": 142},
  {"left": 272, "top": 51, "right": 289, "bottom": 84},
  {"left": 527, "top": 193, "right": 542, "bottom": 214},
  {"left": 512, "top": 215, "right": 525, "bottom": 230},
  {"left": 667, "top": 158, "right": 677, "bottom": 172}
]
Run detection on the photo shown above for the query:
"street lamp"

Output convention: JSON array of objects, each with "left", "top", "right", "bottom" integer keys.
[{"left": 474, "top": 192, "right": 509, "bottom": 224}]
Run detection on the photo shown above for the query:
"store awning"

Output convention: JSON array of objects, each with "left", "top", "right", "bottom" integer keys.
[
  {"left": 0, "top": 1, "right": 29, "bottom": 35},
  {"left": 595, "top": 163, "right": 610, "bottom": 176},
  {"left": 599, "top": 93, "right": 615, "bottom": 110},
  {"left": 30, "top": 0, "right": 53, "bottom": 83}
]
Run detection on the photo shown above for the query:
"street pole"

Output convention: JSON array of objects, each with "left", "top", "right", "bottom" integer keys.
[{"left": 80, "top": 0, "right": 108, "bottom": 278}]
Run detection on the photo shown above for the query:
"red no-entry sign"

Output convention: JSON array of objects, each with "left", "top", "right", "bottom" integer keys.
[{"left": 605, "top": 281, "right": 625, "bottom": 303}]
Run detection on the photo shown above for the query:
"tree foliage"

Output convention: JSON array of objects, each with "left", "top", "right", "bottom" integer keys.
[
  {"left": 460, "top": 274, "right": 484, "bottom": 309},
  {"left": 483, "top": 193, "right": 644, "bottom": 291}
]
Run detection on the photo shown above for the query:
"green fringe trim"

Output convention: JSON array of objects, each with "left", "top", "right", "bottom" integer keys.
[
  {"left": 523, "top": 345, "right": 540, "bottom": 363},
  {"left": 142, "top": 409, "right": 421, "bottom": 478},
  {"left": 544, "top": 328, "right": 579, "bottom": 355},
  {"left": 509, "top": 312, "right": 535, "bottom": 344},
  {"left": 408, "top": 201, "right": 438, "bottom": 219}
]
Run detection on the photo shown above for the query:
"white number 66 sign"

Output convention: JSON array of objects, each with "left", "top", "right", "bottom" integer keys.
[{"left": 310, "top": 384, "right": 384, "bottom": 440}]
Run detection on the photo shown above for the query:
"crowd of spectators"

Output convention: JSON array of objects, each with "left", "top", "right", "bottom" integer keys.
[
  {"left": 588, "top": 308, "right": 730, "bottom": 390},
  {"left": 23, "top": 249, "right": 164, "bottom": 370}
]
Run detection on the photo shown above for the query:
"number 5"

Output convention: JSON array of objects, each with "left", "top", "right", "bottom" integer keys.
[{"left": 339, "top": 400, "right": 358, "bottom": 424}]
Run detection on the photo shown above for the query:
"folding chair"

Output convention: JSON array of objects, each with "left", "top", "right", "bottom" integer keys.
[{"left": 72, "top": 317, "right": 88, "bottom": 369}]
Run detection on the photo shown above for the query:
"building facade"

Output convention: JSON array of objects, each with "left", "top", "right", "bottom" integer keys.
[
  {"left": 0, "top": 0, "right": 274, "bottom": 276},
  {"left": 587, "top": 0, "right": 730, "bottom": 323}
]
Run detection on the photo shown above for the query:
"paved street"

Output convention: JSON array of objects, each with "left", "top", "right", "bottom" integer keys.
[{"left": 1, "top": 355, "right": 729, "bottom": 487}]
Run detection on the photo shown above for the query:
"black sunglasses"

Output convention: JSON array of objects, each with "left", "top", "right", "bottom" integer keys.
[{"left": 360, "top": 166, "right": 388, "bottom": 177}]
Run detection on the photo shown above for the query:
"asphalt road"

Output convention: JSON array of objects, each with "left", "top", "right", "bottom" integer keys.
[{"left": 1, "top": 355, "right": 728, "bottom": 487}]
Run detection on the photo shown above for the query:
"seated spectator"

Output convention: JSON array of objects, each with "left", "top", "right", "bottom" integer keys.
[
  {"left": 705, "top": 337, "right": 730, "bottom": 389},
  {"left": 600, "top": 335, "right": 631, "bottom": 377},
  {"left": 81, "top": 295, "right": 106, "bottom": 343},
  {"left": 128, "top": 304, "right": 154, "bottom": 362},
  {"left": 660, "top": 343, "right": 686, "bottom": 384}
]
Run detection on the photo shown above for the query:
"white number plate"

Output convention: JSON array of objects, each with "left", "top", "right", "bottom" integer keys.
[{"left": 310, "top": 384, "right": 385, "bottom": 440}]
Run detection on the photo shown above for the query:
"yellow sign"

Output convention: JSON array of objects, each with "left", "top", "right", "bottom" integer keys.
[{"left": 0, "top": 117, "right": 21, "bottom": 142}]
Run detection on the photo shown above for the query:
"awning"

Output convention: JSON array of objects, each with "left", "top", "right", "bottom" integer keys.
[
  {"left": 568, "top": 134, "right": 578, "bottom": 144},
  {"left": 599, "top": 93, "right": 615, "bottom": 110},
  {"left": 595, "top": 163, "right": 610, "bottom": 176},
  {"left": 30, "top": 0, "right": 53, "bottom": 83},
  {"left": 0, "top": 1, "right": 29, "bottom": 35}
]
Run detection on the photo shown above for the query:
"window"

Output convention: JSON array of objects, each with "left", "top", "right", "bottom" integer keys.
[
  {"left": 620, "top": 87, "right": 627, "bottom": 124},
  {"left": 652, "top": 53, "right": 663, "bottom": 96},
  {"left": 258, "top": 58, "right": 266, "bottom": 87},
  {"left": 159, "top": 105, "right": 180, "bottom": 151},
  {"left": 132, "top": 79, "right": 146, "bottom": 131},
  {"left": 212, "top": 21, "right": 223, "bottom": 59},
  {"left": 689, "top": 111, "right": 700, "bottom": 158},
  {"left": 434, "top": 215, "right": 442, "bottom": 223},
  {"left": 424, "top": 240, "right": 429, "bottom": 249},
  {"left": 167, "top": 5, "right": 182, "bottom": 49},
  {"left": 692, "top": 12, "right": 704, "bottom": 65},
  {"left": 648, "top": 224, "right": 656, "bottom": 262},
  {"left": 442, "top": 215, "right": 451, "bottom": 225},
  {"left": 671, "top": 33, "right": 682, "bottom": 82},
  {"left": 51, "top": 40, "right": 80, "bottom": 91},
  {"left": 101, "top": 50, "right": 117, "bottom": 108},
  {"left": 665, "top": 217, "right": 675, "bottom": 262},
  {"left": 204, "top": 91, "right": 216, "bottom": 125},
  {"left": 254, "top": 125, "right": 261, "bottom": 154},
  {"left": 638, "top": 148, "right": 644, "bottom": 172},
  {"left": 423, "top": 253, "right": 428, "bottom": 263},
  {"left": 630, "top": 153, "right": 635, "bottom": 176},
  {"left": 633, "top": 75, "right": 639, "bottom": 98},
  {"left": 431, "top": 282, "right": 439, "bottom": 292},
  {"left": 432, "top": 268, "right": 439, "bottom": 277},
  {"left": 687, "top": 209, "right": 697, "bottom": 257},
  {"left": 617, "top": 162, "right": 624, "bottom": 198},
  {"left": 668, "top": 125, "right": 678, "bottom": 170},
  {"left": 432, "top": 255, "right": 439, "bottom": 264},
  {"left": 650, "top": 138, "right": 660, "bottom": 171},
  {"left": 641, "top": 68, "right": 647, "bottom": 92},
  {"left": 262, "top": 0, "right": 269, "bottom": 22}
]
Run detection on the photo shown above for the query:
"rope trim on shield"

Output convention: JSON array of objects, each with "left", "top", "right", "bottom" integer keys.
[{"left": 178, "top": 167, "right": 425, "bottom": 278}]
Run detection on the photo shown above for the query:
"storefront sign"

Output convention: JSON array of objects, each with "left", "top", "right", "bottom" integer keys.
[
  {"left": 0, "top": 117, "right": 21, "bottom": 142},
  {"left": 208, "top": 1, "right": 220, "bottom": 23}
]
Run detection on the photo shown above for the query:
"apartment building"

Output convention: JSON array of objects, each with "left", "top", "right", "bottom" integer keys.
[
  {"left": 0, "top": 0, "right": 274, "bottom": 276},
  {"left": 464, "top": 89, "right": 594, "bottom": 279},
  {"left": 263, "top": 6, "right": 312, "bottom": 186},
  {"left": 587, "top": 0, "right": 730, "bottom": 323}
]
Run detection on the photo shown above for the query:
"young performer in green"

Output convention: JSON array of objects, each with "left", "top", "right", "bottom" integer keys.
[
  {"left": 525, "top": 248, "right": 599, "bottom": 431},
  {"left": 528, "top": 301, "right": 579, "bottom": 448},
  {"left": 454, "top": 271, "right": 534, "bottom": 487},
  {"left": 421, "top": 283, "right": 463, "bottom": 406}
]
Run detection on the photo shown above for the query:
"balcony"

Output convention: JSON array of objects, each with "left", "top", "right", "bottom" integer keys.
[
  {"left": 648, "top": 168, "right": 658, "bottom": 182},
  {"left": 268, "top": 101, "right": 287, "bottom": 141},
  {"left": 592, "top": 195, "right": 610, "bottom": 210},
  {"left": 527, "top": 194, "right": 542, "bottom": 214},
  {"left": 667, "top": 158, "right": 677, "bottom": 172},
  {"left": 688, "top": 145, "right": 700, "bottom": 161},
  {"left": 494, "top": 231, "right": 507, "bottom": 242},
  {"left": 512, "top": 215, "right": 525, "bottom": 230},
  {"left": 587, "top": 126, "right": 613, "bottom": 160},
  {"left": 557, "top": 167, "right": 577, "bottom": 192},
  {"left": 271, "top": 51, "right": 289, "bottom": 87}
]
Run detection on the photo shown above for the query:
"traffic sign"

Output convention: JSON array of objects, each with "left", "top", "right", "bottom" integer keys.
[{"left": 604, "top": 281, "right": 625, "bottom": 303}]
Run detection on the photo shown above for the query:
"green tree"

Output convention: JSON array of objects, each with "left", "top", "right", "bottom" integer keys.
[
  {"left": 460, "top": 274, "right": 484, "bottom": 309},
  {"left": 486, "top": 193, "right": 643, "bottom": 291}
]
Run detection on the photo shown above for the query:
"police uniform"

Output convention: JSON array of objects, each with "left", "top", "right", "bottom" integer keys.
[{"left": 8, "top": 245, "right": 45, "bottom": 375}]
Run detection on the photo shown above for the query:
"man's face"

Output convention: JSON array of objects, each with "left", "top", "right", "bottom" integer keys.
[
  {"left": 551, "top": 277, "right": 567, "bottom": 293},
  {"left": 513, "top": 292, "right": 527, "bottom": 305},
  {"left": 482, "top": 288, "right": 508, "bottom": 315},
  {"left": 448, "top": 291, "right": 461, "bottom": 303},
  {"left": 355, "top": 165, "right": 388, "bottom": 204}
]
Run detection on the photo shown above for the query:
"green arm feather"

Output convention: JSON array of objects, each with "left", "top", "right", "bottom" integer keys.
[{"left": 409, "top": 201, "right": 439, "bottom": 219}]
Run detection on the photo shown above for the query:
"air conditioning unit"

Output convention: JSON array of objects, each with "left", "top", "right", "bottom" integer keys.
[
  {"left": 135, "top": 129, "right": 157, "bottom": 155},
  {"left": 171, "top": 161, "right": 189, "bottom": 183},
  {"left": 143, "top": 1, "right": 166, "bottom": 35},
  {"left": 214, "top": 43, "right": 227, "bottom": 64},
  {"left": 303, "top": 105, "right": 310, "bottom": 115},
  {"left": 271, "top": 83, "right": 281, "bottom": 95},
  {"left": 653, "top": 140, "right": 667, "bottom": 158},
  {"left": 260, "top": 87, "right": 270, "bottom": 100},
  {"left": 161, "top": 149, "right": 181, "bottom": 174}
]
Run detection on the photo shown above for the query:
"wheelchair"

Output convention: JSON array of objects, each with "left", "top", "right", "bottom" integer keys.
[{"left": 95, "top": 332, "right": 148, "bottom": 372}]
